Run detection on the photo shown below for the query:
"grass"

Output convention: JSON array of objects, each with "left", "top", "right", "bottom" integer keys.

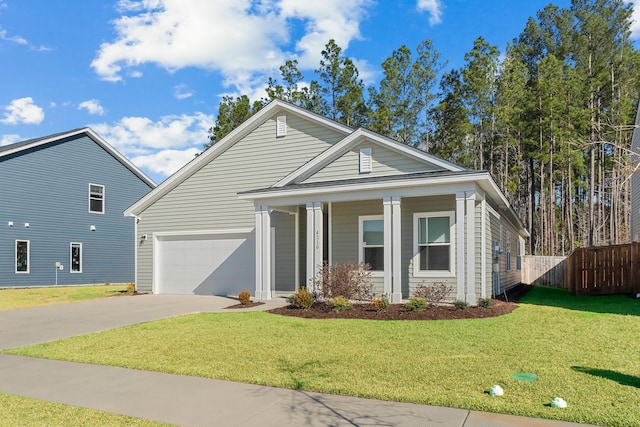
[
  {"left": 0, "top": 284, "right": 128, "bottom": 311},
  {"left": 0, "top": 392, "right": 172, "bottom": 426},
  {"left": 5, "top": 286, "right": 640, "bottom": 426}
]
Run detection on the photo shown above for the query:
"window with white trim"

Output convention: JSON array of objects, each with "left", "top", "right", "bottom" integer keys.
[
  {"left": 16, "top": 240, "right": 29, "bottom": 273},
  {"left": 505, "top": 229, "right": 512, "bottom": 271},
  {"left": 516, "top": 238, "right": 522, "bottom": 271},
  {"left": 70, "top": 242, "right": 82, "bottom": 273},
  {"left": 359, "top": 216, "right": 384, "bottom": 272},
  {"left": 414, "top": 212, "right": 454, "bottom": 275},
  {"left": 89, "top": 184, "right": 105, "bottom": 214}
]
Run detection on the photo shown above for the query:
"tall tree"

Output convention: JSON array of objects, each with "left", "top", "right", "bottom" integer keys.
[
  {"left": 413, "top": 39, "right": 446, "bottom": 151},
  {"left": 204, "top": 95, "right": 263, "bottom": 150}
]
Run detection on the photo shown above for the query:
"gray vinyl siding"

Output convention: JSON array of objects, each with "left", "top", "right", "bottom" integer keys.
[
  {"left": 400, "top": 195, "right": 457, "bottom": 299},
  {"left": 0, "top": 134, "right": 153, "bottom": 287},
  {"left": 331, "top": 200, "right": 384, "bottom": 295},
  {"left": 304, "top": 140, "right": 439, "bottom": 184},
  {"left": 136, "top": 112, "right": 346, "bottom": 292},
  {"left": 486, "top": 204, "right": 522, "bottom": 296}
]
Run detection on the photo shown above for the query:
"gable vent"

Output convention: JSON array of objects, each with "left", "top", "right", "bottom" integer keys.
[
  {"left": 276, "top": 115, "right": 287, "bottom": 137},
  {"left": 359, "top": 148, "right": 372, "bottom": 173}
]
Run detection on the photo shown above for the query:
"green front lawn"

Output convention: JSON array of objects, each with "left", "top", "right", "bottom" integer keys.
[
  {"left": 6, "top": 287, "right": 640, "bottom": 426},
  {"left": 0, "top": 284, "right": 128, "bottom": 311},
  {"left": 0, "top": 393, "right": 172, "bottom": 426}
]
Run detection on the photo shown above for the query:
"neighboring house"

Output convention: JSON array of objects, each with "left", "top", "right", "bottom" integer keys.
[
  {"left": 125, "top": 100, "right": 527, "bottom": 304},
  {"left": 630, "top": 101, "right": 640, "bottom": 242},
  {"left": 0, "top": 128, "right": 155, "bottom": 287}
]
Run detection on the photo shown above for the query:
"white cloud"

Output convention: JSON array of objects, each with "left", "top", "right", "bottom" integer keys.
[
  {"left": 0, "top": 97, "right": 45, "bottom": 125},
  {"left": 624, "top": 1, "right": 640, "bottom": 39},
  {"left": 417, "top": 0, "right": 443, "bottom": 25},
  {"left": 0, "top": 134, "right": 20, "bottom": 146},
  {"left": 91, "top": 0, "right": 372, "bottom": 93},
  {"left": 90, "top": 112, "right": 213, "bottom": 177},
  {"left": 131, "top": 148, "right": 200, "bottom": 177},
  {"left": 174, "top": 83, "right": 194, "bottom": 99},
  {"left": 0, "top": 28, "right": 26, "bottom": 45},
  {"left": 79, "top": 99, "right": 105, "bottom": 116}
]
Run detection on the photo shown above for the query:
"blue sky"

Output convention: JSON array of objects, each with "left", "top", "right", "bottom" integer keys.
[{"left": 1, "top": 0, "right": 639, "bottom": 184}]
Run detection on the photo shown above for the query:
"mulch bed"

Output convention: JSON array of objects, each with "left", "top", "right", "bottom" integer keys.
[
  {"left": 225, "top": 301, "right": 265, "bottom": 309},
  {"left": 267, "top": 284, "right": 532, "bottom": 321}
]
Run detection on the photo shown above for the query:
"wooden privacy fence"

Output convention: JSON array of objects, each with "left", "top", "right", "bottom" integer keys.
[
  {"left": 568, "top": 243, "right": 640, "bottom": 296},
  {"left": 523, "top": 256, "right": 568, "bottom": 289}
]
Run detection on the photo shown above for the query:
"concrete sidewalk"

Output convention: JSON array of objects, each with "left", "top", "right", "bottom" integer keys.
[{"left": 0, "top": 295, "right": 598, "bottom": 426}]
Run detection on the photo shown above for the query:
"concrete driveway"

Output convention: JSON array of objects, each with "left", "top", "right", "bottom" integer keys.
[{"left": 0, "top": 294, "right": 284, "bottom": 350}]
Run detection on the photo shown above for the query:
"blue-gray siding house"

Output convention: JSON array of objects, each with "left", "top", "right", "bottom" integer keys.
[{"left": 0, "top": 128, "right": 155, "bottom": 287}]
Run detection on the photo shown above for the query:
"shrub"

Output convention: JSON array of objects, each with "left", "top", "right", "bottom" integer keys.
[
  {"left": 404, "top": 297, "right": 427, "bottom": 312},
  {"left": 286, "top": 288, "right": 313, "bottom": 309},
  {"left": 414, "top": 281, "right": 450, "bottom": 307},
  {"left": 373, "top": 294, "right": 389, "bottom": 311},
  {"left": 454, "top": 300, "right": 469, "bottom": 310},
  {"left": 328, "top": 296, "right": 352, "bottom": 311},
  {"left": 238, "top": 290, "right": 251, "bottom": 305},
  {"left": 312, "top": 262, "right": 373, "bottom": 302},
  {"left": 125, "top": 283, "right": 135, "bottom": 294},
  {"left": 478, "top": 297, "right": 493, "bottom": 308}
]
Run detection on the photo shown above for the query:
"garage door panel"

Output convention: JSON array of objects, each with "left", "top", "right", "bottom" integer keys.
[{"left": 157, "top": 233, "right": 255, "bottom": 295}]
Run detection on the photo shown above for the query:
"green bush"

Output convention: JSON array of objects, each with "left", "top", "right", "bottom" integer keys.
[
  {"left": 286, "top": 288, "right": 313, "bottom": 309},
  {"left": 328, "top": 296, "right": 352, "bottom": 311},
  {"left": 373, "top": 294, "right": 389, "bottom": 311},
  {"left": 238, "top": 290, "right": 251, "bottom": 305},
  {"left": 478, "top": 297, "right": 493, "bottom": 308},
  {"left": 454, "top": 300, "right": 469, "bottom": 310},
  {"left": 404, "top": 297, "right": 427, "bottom": 312}
]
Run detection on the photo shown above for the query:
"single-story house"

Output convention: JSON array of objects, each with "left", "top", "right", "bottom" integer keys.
[
  {"left": 125, "top": 100, "right": 527, "bottom": 304},
  {"left": 0, "top": 128, "right": 155, "bottom": 287}
]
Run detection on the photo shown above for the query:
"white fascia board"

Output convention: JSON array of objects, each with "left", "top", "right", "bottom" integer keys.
[
  {"left": 153, "top": 228, "right": 254, "bottom": 238},
  {"left": 243, "top": 172, "right": 488, "bottom": 202},
  {"left": 125, "top": 99, "right": 352, "bottom": 217},
  {"left": 273, "top": 128, "right": 464, "bottom": 188}
]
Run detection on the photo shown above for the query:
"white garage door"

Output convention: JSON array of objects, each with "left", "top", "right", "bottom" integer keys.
[{"left": 156, "top": 232, "right": 255, "bottom": 295}]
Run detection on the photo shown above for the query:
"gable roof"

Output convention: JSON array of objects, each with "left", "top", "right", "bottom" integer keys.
[
  {"left": 0, "top": 127, "right": 156, "bottom": 188},
  {"left": 273, "top": 127, "right": 465, "bottom": 187},
  {"left": 124, "top": 99, "right": 354, "bottom": 216}
]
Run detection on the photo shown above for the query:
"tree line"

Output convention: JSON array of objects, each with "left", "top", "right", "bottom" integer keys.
[{"left": 205, "top": 0, "right": 640, "bottom": 256}]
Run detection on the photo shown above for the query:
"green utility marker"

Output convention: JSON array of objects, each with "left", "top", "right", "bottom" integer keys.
[{"left": 512, "top": 372, "right": 538, "bottom": 382}]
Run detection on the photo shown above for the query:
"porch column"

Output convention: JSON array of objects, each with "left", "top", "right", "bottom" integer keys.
[
  {"left": 456, "top": 192, "right": 465, "bottom": 301},
  {"left": 383, "top": 197, "right": 393, "bottom": 297},
  {"left": 254, "top": 205, "right": 271, "bottom": 300},
  {"left": 306, "top": 202, "right": 323, "bottom": 291},
  {"left": 466, "top": 192, "right": 477, "bottom": 305},
  {"left": 391, "top": 196, "right": 402, "bottom": 303}
]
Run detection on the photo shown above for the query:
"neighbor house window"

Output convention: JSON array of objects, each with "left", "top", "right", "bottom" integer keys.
[
  {"left": 414, "top": 212, "right": 454, "bottom": 276},
  {"left": 70, "top": 242, "right": 82, "bottom": 273},
  {"left": 359, "top": 216, "right": 384, "bottom": 272},
  {"left": 16, "top": 240, "right": 29, "bottom": 273},
  {"left": 89, "top": 184, "right": 104, "bottom": 213},
  {"left": 505, "top": 229, "right": 512, "bottom": 271}
]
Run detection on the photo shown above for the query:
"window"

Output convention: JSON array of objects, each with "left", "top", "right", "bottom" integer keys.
[
  {"left": 89, "top": 184, "right": 104, "bottom": 213},
  {"left": 516, "top": 238, "right": 522, "bottom": 271},
  {"left": 505, "top": 229, "right": 512, "bottom": 271},
  {"left": 359, "top": 216, "right": 384, "bottom": 271},
  {"left": 70, "top": 243, "right": 82, "bottom": 273},
  {"left": 414, "top": 212, "right": 454, "bottom": 275},
  {"left": 16, "top": 240, "right": 29, "bottom": 273}
]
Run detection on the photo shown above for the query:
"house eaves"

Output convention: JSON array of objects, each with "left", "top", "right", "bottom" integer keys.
[
  {"left": 124, "top": 99, "right": 354, "bottom": 217},
  {"left": 0, "top": 127, "right": 156, "bottom": 189}
]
